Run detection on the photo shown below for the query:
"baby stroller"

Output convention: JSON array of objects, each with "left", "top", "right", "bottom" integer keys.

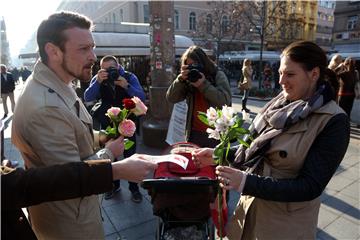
[{"left": 142, "top": 142, "right": 218, "bottom": 240}]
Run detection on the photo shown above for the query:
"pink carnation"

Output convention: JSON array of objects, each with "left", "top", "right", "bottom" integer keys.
[
  {"left": 118, "top": 119, "right": 136, "bottom": 137},
  {"left": 107, "top": 107, "right": 121, "bottom": 117},
  {"left": 130, "top": 96, "right": 147, "bottom": 116}
]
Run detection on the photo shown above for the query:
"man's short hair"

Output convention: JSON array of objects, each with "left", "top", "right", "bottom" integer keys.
[
  {"left": 0, "top": 64, "right": 7, "bottom": 71},
  {"left": 100, "top": 55, "right": 118, "bottom": 65},
  {"left": 37, "top": 11, "right": 93, "bottom": 64}
]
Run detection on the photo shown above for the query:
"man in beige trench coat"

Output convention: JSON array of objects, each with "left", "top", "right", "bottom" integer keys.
[{"left": 11, "top": 11, "right": 157, "bottom": 239}]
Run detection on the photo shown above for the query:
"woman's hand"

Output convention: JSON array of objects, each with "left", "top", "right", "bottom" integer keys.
[
  {"left": 190, "top": 72, "right": 205, "bottom": 88},
  {"left": 192, "top": 148, "right": 215, "bottom": 168},
  {"left": 180, "top": 65, "right": 189, "bottom": 81},
  {"left": 216, "top": 165, "right": 246, "bottom": 192}
]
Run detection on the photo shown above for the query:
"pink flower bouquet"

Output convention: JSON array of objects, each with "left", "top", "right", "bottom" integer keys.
[{"left": 104, "top": 97, "right": 147, "bottom": 150}]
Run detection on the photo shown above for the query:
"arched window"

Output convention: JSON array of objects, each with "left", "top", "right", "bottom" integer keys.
[
  {"left": 189, "top": 12, "right": 196, "bottom": 30},
  {"left": 206, "top": 14, "right": 212, "bottom": 33},
  {"left": 222, "top": 15, "right": 229, "bottom": 33},
  {"left": 174, "top": 10, "right": 179, "bottom": 29}
]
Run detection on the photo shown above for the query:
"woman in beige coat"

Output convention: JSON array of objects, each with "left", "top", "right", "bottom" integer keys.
[
  {"left": 238, "top": 59, "right": 252, "bottom": 113},
  {"left": 193, "top": 41, "right": 350, "bottom": 239}
]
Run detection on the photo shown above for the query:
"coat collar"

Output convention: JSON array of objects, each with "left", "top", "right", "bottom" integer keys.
[{"left": 32, "top": 61, "right": 78, "bottom": 109}]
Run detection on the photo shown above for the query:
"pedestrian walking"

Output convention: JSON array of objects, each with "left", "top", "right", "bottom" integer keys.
[{"left": 1, "top": 64, "right": 16, "bottom": 119}]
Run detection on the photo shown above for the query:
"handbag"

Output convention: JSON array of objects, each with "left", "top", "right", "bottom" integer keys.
[{"left": 238, "top": 81, "right": 247, "bottom": 91}]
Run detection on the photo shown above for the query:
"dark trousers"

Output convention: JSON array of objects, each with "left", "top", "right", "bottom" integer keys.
[
  {"left": 96, "top": 104, "right": 139, "bottom": 193},
  {"left": 338, "top": 95, "right": 355, "bottom": 117},
  {"left": 1, "top": 127, "right": 4, "bottom": 161},
  {"left": 112, "top": 131, "right": 139, "bottom": 193}
]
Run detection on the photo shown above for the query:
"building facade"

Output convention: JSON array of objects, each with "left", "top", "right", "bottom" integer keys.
[
  {"left": 316, "top": 0, "right": 336, "bottom": 51},
  {"left": 267, "top": 1, "right": 318, "bottom": 50},
  {"left": 332, "top": 0, "right": 360, "bottom": 53}
]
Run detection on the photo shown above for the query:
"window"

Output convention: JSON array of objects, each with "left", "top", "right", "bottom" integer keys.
[
  {"left": 143, "top": 5, "right": 149, "bottom": 23},
  {"left": 174, "top": 10, "right": 179, "bottom": 29},
  {"left": 347, "top": 15, "right": 358, "bottom": 30},
  {"left": 113, "top": 13, "right": 116, "bottom": 23},
  {"left": 291, "top": 2, "right": 296, "bottom": 14},
  {"left": 120, "top": 9, "right": 123, "bottom": 22},
  {"left": 189, "top": 12, "right": 196, "bottom": 30},
  {"left": 206, "top": 14, "right": 212, "bottom": 33},
  {"left": 222, "top": 15, "right": 229, "bottom": 33}
]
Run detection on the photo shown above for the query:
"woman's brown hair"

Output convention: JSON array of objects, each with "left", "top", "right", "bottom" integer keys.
[{"left": 180, "top": 46, "right": 217, "bottom": 81}]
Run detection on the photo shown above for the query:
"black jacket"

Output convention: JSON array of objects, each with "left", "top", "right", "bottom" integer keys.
[
  {"left": 1, "top": 161, "right": 113, "bottom": 240},
  {"left": 1, "top": 72, "right": 15, "bottom": 94}
]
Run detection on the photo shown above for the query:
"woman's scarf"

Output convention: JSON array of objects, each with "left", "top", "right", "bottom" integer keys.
[{"left": 234, "top": 81, "right": 333, "bottom": 170}]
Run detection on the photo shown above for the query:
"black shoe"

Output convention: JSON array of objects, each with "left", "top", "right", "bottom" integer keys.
[
  {"left": 113, "top": 185, "right": 121, "bottom": 193},
  {"left": 104, "top": 191, "right": 114, "bottom": 200},
  {"left": 104, "top": 186, "right": 121, "bottom": 200},
  {"left": 131, "top": 191, "right": 142, "bottom": 203},
  {"left": 2, "top": 114, "right": 7, "bottom": 119},
  {"left": 242, "top": 108, "right": 250, "bottom": 113}
]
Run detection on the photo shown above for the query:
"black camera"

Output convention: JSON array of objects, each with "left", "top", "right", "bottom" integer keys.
[
  {"left": 106, "top": 66, "right": 119, "bottom": 83},
  {"left": 187, "top": 64, "right": 204, "bottom": 83}
]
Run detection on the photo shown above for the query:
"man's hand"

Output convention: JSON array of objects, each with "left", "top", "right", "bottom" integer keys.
[
  {"left": 111, "top": 154, "right": 158, "bottom": 182},
  {"left": 114, "top": 76, "right": 129, "bottom": 89},
  {"left": 105, "top": 136, "right": 124, "bottom": 160},
  {"left": 96, "top": 69, "right": 108, "bottom": 83}
]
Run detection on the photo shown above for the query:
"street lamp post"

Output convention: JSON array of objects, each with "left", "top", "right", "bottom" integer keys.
[
  {"left": 142, "top": 1, "right": 175, "bottom": 148},
  {"left": 259, "top": 24, "right": 264, "bottom": 89}
]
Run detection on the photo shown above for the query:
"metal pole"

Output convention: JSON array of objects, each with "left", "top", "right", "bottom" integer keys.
[{"left": 258, "top": 0, "right": 266, "bottom": 89}]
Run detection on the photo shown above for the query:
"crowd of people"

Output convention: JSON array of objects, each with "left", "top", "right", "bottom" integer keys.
[{"left": 1, "top": 9, "right": 358, "bottom": 240}]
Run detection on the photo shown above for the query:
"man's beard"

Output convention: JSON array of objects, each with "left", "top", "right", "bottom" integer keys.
[{"left": 61, "top": 61, "right": 93, "bottom": 82}]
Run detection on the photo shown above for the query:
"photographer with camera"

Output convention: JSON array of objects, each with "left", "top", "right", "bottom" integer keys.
[
  {"left": 84, "top": 55, "right": 145, "bottom": 202},
  {"left": 166, "top": 46, "right": 232, "bottom": 147}
]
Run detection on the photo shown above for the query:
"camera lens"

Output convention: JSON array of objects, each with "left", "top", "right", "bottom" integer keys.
[
  {"left": 188, "top": 69, "right": 202, "bottom": 83},
  {"left": 106, "top": 67, "right": 119, "bottom": 83}
]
